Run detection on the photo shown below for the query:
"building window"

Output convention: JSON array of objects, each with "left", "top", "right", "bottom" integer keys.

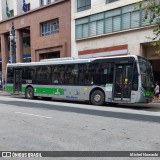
[
  {"left": 26, "top": 3, "right": 30, "bottom": 11},
  {"left": 47, "top": 0, "right": 51, "bottom": 4},
  {"left": 40, "top": 0, "right": 44, "bottom": 6},
  {"left": 106, "top": 0, "right": 119, "bottom": 3},
  {"left": 23, "top": 37, "right": 30, "bottom": 48},
  {"left": 10, "top": 10, "right": 14, "bottom": 17},
  {"left": 41, "top": 19, "right": 59, "bottom": 36},
  {"left": 75, "top": 3, "right": 152, "bottom": 40},
  {"left": 39, "top": 51, "right": 60, "bottom": 60},
  {"left": 77, "top": 0, "right": 91, "bottom": 12},
  {"left": 23, "top": 58, "right": 31, "bottom": 63}
]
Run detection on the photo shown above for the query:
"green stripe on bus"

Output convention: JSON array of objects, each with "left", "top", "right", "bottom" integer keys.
[
  {"left": 6, "top": 86, "right": 13, "bottom": 92},
  {"left": 21, "top": 86, "right": 64, "bottom": 95},
  {"left": 22, "top": 86, "right": 26, "bottom": 93},
  {"left": 7, "top": 85, "right": 64, "bottom": 96},
  {"left": 34, "top": 87, "right": 63, "bottom": 95}
]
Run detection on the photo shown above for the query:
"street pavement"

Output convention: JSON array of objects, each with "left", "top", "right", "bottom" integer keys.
[
  {"left": 0, "top": 96, "right": 160, "bottom": 160},
  {"left": 0, "top": 95, "right": 160, "bottom": 160}
]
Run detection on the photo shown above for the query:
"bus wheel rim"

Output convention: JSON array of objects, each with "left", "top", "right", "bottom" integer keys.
[
  {"left": 28, "top": 90, "right": 32, "bottom": 97},
  {"left": 94, "top": 94, "right": 101, "bottom": 102}
]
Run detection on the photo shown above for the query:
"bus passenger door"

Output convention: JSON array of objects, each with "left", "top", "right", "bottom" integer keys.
[
  {"left": 113, "top": 64, "right": 133, "bottom": 102},
  {"left": 14, "top": 68, "right": 22, "bottom": 93}
]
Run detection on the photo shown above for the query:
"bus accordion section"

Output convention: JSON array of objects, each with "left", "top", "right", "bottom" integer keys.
[{"left": 5, "top": 55, "right": 154, "bottom": 105}]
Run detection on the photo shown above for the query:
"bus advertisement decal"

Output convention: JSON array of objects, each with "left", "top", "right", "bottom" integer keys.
[
  {"left": 66, "top": 96, "right": 78, "bottom": 100},
  {"left": 53, "top": 88, "right": 64, "bottom": 95}
]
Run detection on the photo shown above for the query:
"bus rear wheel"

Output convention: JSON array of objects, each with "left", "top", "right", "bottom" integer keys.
[
  {"left": 25, "top": 87, "right": 34, "bottom": 99},
  {"left": 91, "top": 90, "right": 105, "bottom": 106}
]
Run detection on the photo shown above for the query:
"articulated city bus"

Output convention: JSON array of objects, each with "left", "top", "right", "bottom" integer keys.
[{"left": 6, "top": 55, "right": 154, "bottom": 105}]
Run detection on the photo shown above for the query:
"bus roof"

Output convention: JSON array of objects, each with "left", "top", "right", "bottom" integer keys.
[{"left": 7, "top": 55, "right": 138, "bottom": 67}]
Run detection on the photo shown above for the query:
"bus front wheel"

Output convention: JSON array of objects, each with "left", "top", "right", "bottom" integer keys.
[
  {"left": 25, "top": 87, "right": 34, "bottom": 99},
  {"left": 91, "top": 90, "right": 105, "bottom": 106}
]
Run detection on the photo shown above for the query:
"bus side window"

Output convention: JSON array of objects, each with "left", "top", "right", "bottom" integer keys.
[
  {"left": 88, "top": 63, "right": 97, "bottom": 85},
  {"left": 93, "top": 62, "right": 113, "bottom": 85},
  {"left": 7, "top": 67, "right": 14, "bottom": 83},
  {"left": 59, "top": 65, "right": 65, "bottom": 84},
  {"left": 51, "top": 65, "right": 65, "bottom": 85},
  {"left": 46, "top": 66, "right": 51, "bottom": 80},
  {"left": 132, "top": 64, "right": 138, "bottom": 91},
  {"left": 65, "top": 64, "right": 78, "bottom": 84},
  {"left": 78, "top": 63, "right": 91, "bottom": 85},
  {"left": 22, "top": 67, "right": 35, "bottom": 80},
  {"left": 51, "top": 66, "right": 60, "bottom": 84},
  {"left": 101, "top": 62, "right": 114, "bottom": 84}
]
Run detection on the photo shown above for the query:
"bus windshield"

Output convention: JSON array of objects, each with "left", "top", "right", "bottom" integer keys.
[{"left": 138, "top": 57, "right": 154, "bottom": 93}]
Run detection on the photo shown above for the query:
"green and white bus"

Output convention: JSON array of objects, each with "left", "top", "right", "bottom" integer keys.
[{"left": 6, "top": 55, "right": 154, "bottom": 105}]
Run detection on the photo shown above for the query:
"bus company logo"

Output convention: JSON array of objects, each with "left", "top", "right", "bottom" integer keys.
[
  {"left": 2, "top": 152, "right": 12, "bottom": 157},
  {"left": 55, "top": 89, "right": 60, "bottom": 95},
  {"left": 53, "top": 88, "right": 63, "bottom": 95}
]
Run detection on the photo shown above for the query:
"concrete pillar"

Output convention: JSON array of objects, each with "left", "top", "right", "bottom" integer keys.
[
  {"left": 1, "top": 34, "right": 9, "bottom": 79},
  {"left": 61, "top": 42, "right": 67, "bottom": 57},
  {"left": 31, "top": 48, "right": 35, "bottom": 62},
  {"left": 16, "top": 30, "right": 23, "bottom": 63}
]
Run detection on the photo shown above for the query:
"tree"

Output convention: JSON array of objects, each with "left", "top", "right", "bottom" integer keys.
[{"left": 138, "top": 0, "right": 160, "bottom": 53}]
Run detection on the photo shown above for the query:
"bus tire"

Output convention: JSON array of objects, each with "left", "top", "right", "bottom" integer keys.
[
  {"left": 91, "top": 90, "right": 105, "bottom": 106},
  {"left": 25, "top": 87, "right": 34, "bottom": 99}
]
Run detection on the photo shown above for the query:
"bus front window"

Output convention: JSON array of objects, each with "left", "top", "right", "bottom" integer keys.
[{"left": 138, "top": 57, "right": 154, "bottom": 97}]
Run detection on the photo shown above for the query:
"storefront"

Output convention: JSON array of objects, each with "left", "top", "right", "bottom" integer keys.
[{"left": 141, "top": 43, "right": 160, "bottom": 84}]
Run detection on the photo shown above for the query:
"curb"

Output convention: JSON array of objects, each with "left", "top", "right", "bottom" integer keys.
[{"left": 0, "top": 91, "right": 11, "bottom": 96}]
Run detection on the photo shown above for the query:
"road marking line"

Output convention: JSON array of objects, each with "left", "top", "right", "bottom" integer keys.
[{"left": 15, "top": 112, "right": 52, "bottom": 119}]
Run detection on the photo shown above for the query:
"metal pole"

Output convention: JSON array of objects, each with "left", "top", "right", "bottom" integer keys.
[
  {"left": 10, "top": 30, "right": 13, "bottom": 63},
  {"left": 9, "top": 22, "right": 15, "bottom": 63}
]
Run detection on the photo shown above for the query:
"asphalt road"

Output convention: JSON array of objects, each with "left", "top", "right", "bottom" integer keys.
[{"left": 0, "top": 96, "right": 160, "bottom": 160}]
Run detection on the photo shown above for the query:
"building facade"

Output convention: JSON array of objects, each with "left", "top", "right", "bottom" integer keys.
[
  {"left": 0, "top": 0, "right": 58, "bottom": 20},
  {"left": 0, "top": 0, "right": 71, "bottom": 78},
  {"left": 0, "top": 0, "right": 160, "bottom": 82},
  {"left": 71, "top": 0, "right": 160, "bottom": 82}
]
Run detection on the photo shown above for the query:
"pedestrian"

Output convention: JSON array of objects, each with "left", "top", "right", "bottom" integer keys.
[{"left": 153, "top": 82, "right": 159, "bottom": 103}]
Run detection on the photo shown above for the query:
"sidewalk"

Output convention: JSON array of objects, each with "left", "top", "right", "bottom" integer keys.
[
  {"left": 0, "top": 90, "right": 11, "bottom": 96},
  {"left": 147, "top": 101, "right": 160, "bottom": 107}
]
